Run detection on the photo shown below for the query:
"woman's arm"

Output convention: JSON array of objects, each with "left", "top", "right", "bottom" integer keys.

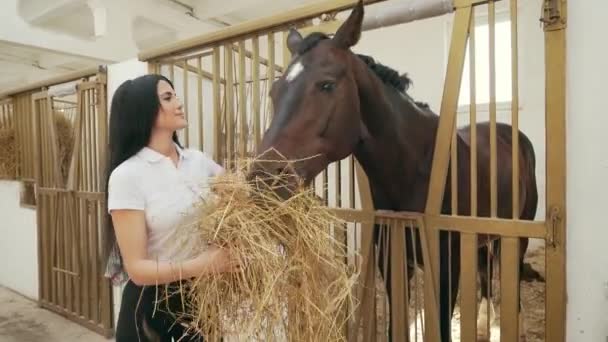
[{"left": 111, "top": 209, "right": 238, "bottom": 286}]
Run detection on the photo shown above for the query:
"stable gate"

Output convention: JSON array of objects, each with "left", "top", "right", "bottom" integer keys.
[
  {"left": 138, "top": 0, "right": 567, "bottom": 341},
  {"left": 30, "top": 68, "right": 113, "bottom": 337}
]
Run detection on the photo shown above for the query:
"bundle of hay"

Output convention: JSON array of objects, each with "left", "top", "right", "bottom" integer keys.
[
  {"left": 169, "top": 160, "right": 358, "bottom": 341},
  {"left": 0, "top": 126, "right": 17, "bottom": 179},
  {"left": 52, "top": 111, "right": 74, "bottom": 184},
  {"left": 0, "top": 111, "right": 73, "bottom": 182}
]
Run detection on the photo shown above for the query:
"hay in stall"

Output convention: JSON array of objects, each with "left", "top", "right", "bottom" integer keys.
[
  {"left": 0, "top": 126, "right": 17, "bottom": 179},
  {"left": 53, "top": 111, "right": 74, "bottom": 184},
  {"left": 167, "top": 158, "right": 359, "bottom": 341},
  {"left": 0, "top": 111, "right": 73, "bottom": 182}
]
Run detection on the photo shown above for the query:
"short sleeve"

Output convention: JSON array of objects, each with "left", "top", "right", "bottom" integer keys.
[
  {"left": 107, "top": 165, "right": 144, "bottom": 213},
  {"left": 201, "top": 153, "right": 224, "bottom": 177}
]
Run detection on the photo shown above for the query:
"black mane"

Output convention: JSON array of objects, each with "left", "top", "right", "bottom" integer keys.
[{"left": 295, "top": 32, "right": 417, "bottom": 96}]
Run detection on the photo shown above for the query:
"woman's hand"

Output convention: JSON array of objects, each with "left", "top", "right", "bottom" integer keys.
[{"left": 194, "top": 246, "right": 242, "bottom": 275}]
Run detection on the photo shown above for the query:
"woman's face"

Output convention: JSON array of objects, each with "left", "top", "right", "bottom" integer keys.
[{"left": 154, "top": 80, "right": 186, "bottom": 131}]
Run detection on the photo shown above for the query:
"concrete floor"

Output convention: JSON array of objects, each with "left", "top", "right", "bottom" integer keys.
[{"left": 0, "top": 286, "right": 111, "bottom": 342}]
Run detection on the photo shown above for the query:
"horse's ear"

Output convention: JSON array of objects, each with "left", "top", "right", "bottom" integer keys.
[
  {"left": 333, "top": 0, "right": 364, "bottom": 49},
  {"left": 287, "top": 28, "right": 303, "bottom": 55}
]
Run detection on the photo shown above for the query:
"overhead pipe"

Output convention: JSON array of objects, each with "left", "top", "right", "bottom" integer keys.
[{"left": 362, "top": 0, "right": 454, "bottom": 31}]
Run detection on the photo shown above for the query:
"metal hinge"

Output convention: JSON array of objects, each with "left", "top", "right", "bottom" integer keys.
[
  {"left": 540, "top": 0, "right": 567, "bottom": 31},
  {"left": 547, "top": 206, "right": 562, "bottom": 248}
]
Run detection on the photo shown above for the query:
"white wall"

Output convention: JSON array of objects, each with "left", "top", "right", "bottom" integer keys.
[
  {"left": 0, "top": 181, "right": 38, "bottom": 300},
  {"left": 566, "top": 0, "right": 608, "bottom": 340}
]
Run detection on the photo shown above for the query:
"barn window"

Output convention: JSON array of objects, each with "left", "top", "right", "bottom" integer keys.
[{"left": 457, "top": 14, "right": 514, "bottom": 112}]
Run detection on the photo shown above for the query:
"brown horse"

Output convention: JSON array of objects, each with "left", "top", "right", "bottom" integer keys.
[{"left": 249, "top": 2, "right": 538, "bottom": 341}]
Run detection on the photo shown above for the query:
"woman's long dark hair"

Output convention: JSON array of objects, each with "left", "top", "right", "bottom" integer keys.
[{"left": 104, "top": 74, "right": 182, "bottom": 264}]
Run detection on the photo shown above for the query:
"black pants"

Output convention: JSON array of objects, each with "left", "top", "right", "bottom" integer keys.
[{"left": 115, "top": 280, "right": 203, "bottom": 342}]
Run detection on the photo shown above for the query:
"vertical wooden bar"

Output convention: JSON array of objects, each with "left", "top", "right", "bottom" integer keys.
[
  {"left": 489, "top": 0, "right": 498, "bottom": 218},
  {"left": 224, "top": 44, "right": 235, "bottom": 169},
  {"left": 353, "top": 162, "right": 376, "bottom": 342},
  {"left": 93, "top": 89, "right": 100, "bottom": 191},
  {"left": 469, "top": 12, "right": 478, "bottom": 217},
  {"left": 84, "top": 90, "right": 90, "bottom": 192},
  {"left": 451, "top": 115, "right": 458, "bottom": 215},
  {"left": 252, "top": 36, "right": 261, "bottom": 152},
  {"left": 81, "top": 197, "right": 90, "bottom": 319},
  {"left": 27, "top": 95, "right": 33, "bottom": 180},
  {"left": 63, "top": 195, "right": 71, "bottom": 312},
  {"left": 390, "top": 219, "right": 408, "bottom": 342},
  {"left": 238, "top": 41, "right": 247, "bottom": 158},
  {"left": 267, "top": 32, "right": 275, "bottom": 122},
  {"left": 169, "top": 63, "right": 175, "bottom": 84},
  {"left": 91, "top": 199, "right": 100, "bottom": 324},
  {"left": 197, "top": 57, "right": 204, "bottom": 151},
  {"left": 511, "top": 0, "right": 520, "bottom": 219},
  {"left": 460, "top": 233, "right": 478, "bottom": 342},
  {"left": 31, "top": 97, "right": 43, "bottom": 302},
  {"left": 74, "top": 196, "right": 82, "bottom": 317},
  {"left": 544, "top": 2, "right": 567, "bottom": 340},
  {"left": 424, "top": 6, "right": 472, "bottom": 342},
  {"left": 212, "top": 47, "right": 221, "bottom": 163},
  {"left": 500, "top": 237, "right": 520, "bottom": 342},
  {"left": 183, "top": 60, "right": 190, "bottom": 147},
  {"left": 97, "top": 77, "right": 113, "bottom": 331}
]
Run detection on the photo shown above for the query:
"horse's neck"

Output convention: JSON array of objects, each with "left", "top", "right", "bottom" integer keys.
[{"left": 353, "top": 75, "right": 439, "bottom": 211}]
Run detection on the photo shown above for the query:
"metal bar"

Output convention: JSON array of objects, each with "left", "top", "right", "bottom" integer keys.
[
  {"left": 225, "top": 44, "right": 235, "bottom": 169},
  {"left": 138, "top": 0, "right": 390, "bottom": 61},
  {"left": 544, "top": 1, "right": 567, "bottom": 339},
  {"left": 459, "top": 233, "right": 478, "bottom": 341},
  {"left": 390, "top": 219, "right": 407, "bottom": 342},
  {"left": 238, "top": 41, "right": 247, "bottom": 158},
  {"left": 451, "top": 114, "right": 458, "bottom": 215},
  {"left": 81, "top": 197, "right": 90, "bottom": 319},
  {"left": 511, "top": 0, "right": 520, "bottom": 219},
  {"left": 169, "top": 63, "right": 175, "bottom": 84},
  {"left": 469, "top": 11, "right": 478, "bottom": 217},
  {"left": 183, "top": 60, "right": 190, "bottom": 146},
  {"left": 429, "top": 214, "right": 546, "bottom": 238},
  {"left": 88, "top": 89, "right": 94, "bottom": 192},
  {"left": 489, "top": 0, "right": 498, "bottom": 217},
  {"left": 362, "top": 0, "right": 453, "bottom": 31},
  {"left": 74, "top": 197, "right": 83, "bottom": 316},
  {"left": 424, "top": 7, "right": 472, "bottom": 341},
  {"left": 90, "top": 200, "right": 100, "bottom": 324},
  {"left": 62, "top": 194, "right": 71, "bottom": 313},
  {"left": 0, "top": 67, "right": 100, "bottom": 99},
  {"left": 197, "top": 57, "right": 204, "bottom": 151},
  {"left": 267, "top": 32, "right": 276, "bottom": 122},
  {"left": 165, "top": 61, "right": 226, "bottom": 84},
  {"left": 252, "top": 37, "right": 261, "bottom": 152},
  {"left": 212, "top": 47, "right": 221, "bottom": 163},
  {"left": 353, "top": 162, "right": 376, "bottom": 342},
  {"left": 232, "top": 43, "right": 284, "bottom": 73},
  {"left": 500, "top": 237, "right": 520, "bottom": 342},
  {"left": 417, "top": 216, "right": 441, "bottom": 342}
]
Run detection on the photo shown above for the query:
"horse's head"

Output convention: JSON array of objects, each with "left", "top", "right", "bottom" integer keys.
[{"left": 250, "top": 1, "right": 369, "bottom": 198}]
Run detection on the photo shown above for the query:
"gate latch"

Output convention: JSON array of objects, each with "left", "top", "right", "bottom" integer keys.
[
  {"left": 540, "top": 0, "right": 566, "bottom": 31},
  {"left": 548, "top": 206, "right": 562, "bottom": 248}
]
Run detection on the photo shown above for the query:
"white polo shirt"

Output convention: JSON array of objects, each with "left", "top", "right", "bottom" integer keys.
[{"left": 107, "top": 144, "right": 223, "bottom": 262}]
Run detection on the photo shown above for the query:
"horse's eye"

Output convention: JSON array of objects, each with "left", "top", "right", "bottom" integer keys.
[{"left": 319, "top": 81, "right": 336, "bottom": 93}]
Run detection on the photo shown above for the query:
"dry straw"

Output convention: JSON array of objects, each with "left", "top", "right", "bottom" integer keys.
[
  {"left": 0, "top": 110, "right": 73, "bottom": 181},
  {"left": 0, "top": 127, "right": 17, "bottom": 179},
  {"left": 166, "top": 157, "right": 359, "bottom": 341}
]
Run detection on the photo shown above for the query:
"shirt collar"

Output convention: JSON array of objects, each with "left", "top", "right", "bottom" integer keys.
[{"left": 138, "top": 143, "right": 190, "bottom": 163}]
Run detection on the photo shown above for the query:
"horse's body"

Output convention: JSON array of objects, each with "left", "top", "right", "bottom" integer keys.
[{"left": 251, "top": 2, "right": 539, "bottom": 340}]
